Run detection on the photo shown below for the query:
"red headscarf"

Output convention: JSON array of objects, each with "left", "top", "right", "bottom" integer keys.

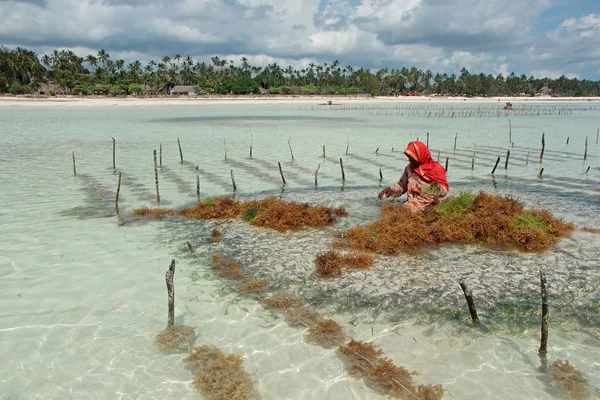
[{"left": 404, "top": 141, "right": 449, "bottom": 190}]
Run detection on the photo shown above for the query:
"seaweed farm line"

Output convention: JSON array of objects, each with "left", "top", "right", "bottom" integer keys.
[{"left": 1, "top": 102, "right": 599, "bottom": 400}]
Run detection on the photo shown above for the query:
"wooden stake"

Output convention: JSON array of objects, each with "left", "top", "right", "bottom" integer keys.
[
  {"left": 585, "top": 166, "right": 590, "bottom": 174},
  {"left": 596, "top": 128, "right": 599, "bottom": 145},
  {"left": 539, "top": 168, "right": 544, "bottom": 178},
  {"left": 288, "top": 138, "right": 294, "bottom": 161},
  {"left": 471, "top": 145, "right": 476, "bottom": 170},
  {"left": 112, "top": 137, "right": 116, "bottom": 170},
  {"left": 224, "top": 139, "right": 227, "bottom": 161},
  {"left": 278, "top": 162, "right": 287, "bottom": 186},
  {"left": 72, "top": 152, "right": 76, "bottom": 176},
  {"left": 230, "top": 169, "right": 236, "bottom": 192},
  {"left": 539, "top": 133, "right": 545, "bottom": 164},
  {"left": 454, "top": 133, "right": 457, "bottom": 150},
  {"left": 159, "top": 143, "right": 163, "bottom": 168},
  {"left": 538, "top": 267, "right": 548, "bottom": 358},
  {"left": 566, "top": 137, "right": 569, "bottom": 145},
  {"left": 504, "top": 150, "right": 510, "bottom": 169},
  {"left": 426, "top": 132, "right": 429, "bottom": 148},
  {"left": 322, "top": 145, "right": 326, "bottom": 158},
  {"left": 250, "top": 134, "right": 253, "bottom": 159},
  {"left": 379, "top": 166, "right": 383, "bottom": 182},
  {"left": 177, "top": 138, "right": 183, "bottom": 164},
  {"left": 339, "top": 158, "right": 346, "bottom": 183},
  {"left": 437, "top": 150, "right": 440, "bottom": 161},
  {"left": 314, "top": 164, "right": 320, "bottom": 189},
  {"left": 526, "top": 148, "right": 530, "bottom": 166},
  {"left": 346, "top": 136, "right": 349, "bottom": 155},
  {"left": 445, "top": 157, "right": 449, "bottom": 172},
  {"left": 196, "top": 166, "right": 200, "bottom": 198},
  {"left": 153, "top": 150, "right": 160, "bottom": 204},
  {"left": 491, "top": 156, "right": 500, "bottom": 175},
  {"left": 458, "top": 280, "right": 479, "bottom": 323},
  {"left": 187, "top": 241, "right": 194, "bottom": 254},
  {"left": 115, "top": 171, "right": 121, "bottom": 214},
  {"left": 508, "top": 119, "right": 512, "bottom": 144},
  {"left": 166, "top": 259, "right": 175, "bottom": 328},
  {"left": 584, "top": 136, "right": 588, "bottom": 160},
  {"left": 375, "top": 147, "right": 379, "bottom": 154}
]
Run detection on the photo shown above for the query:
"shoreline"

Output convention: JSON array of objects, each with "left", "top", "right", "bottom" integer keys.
[{"left": 1, "top": 94, "right": 600, "bottom": 107}]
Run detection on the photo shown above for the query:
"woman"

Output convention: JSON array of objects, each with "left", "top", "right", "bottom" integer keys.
[{"left": 378, "top": 141, "right": 449, "bottom": 212}]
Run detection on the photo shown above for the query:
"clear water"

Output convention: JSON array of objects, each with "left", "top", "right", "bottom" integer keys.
[{"left": 1, "top": 101, "right": 599, "bottom": 400}]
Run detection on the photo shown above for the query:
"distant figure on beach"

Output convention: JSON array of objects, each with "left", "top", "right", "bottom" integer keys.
[{"left": 378, "top": 141, "right": 449, "bottom": 212}]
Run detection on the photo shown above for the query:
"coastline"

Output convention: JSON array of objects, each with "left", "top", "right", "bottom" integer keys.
[{"left": 1, "top": 94, "right": 600, "bottom": 107}]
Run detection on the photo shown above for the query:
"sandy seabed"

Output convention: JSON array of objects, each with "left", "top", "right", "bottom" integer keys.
[{"left": 1, "top": 95, "right": 599, "bottom": 107}]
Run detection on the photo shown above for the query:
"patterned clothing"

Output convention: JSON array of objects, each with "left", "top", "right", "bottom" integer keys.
[{"left": 388, "top": 165, "right": 448, "bottom": 212}]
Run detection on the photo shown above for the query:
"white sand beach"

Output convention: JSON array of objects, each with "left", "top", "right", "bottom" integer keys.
[{"left": 1, "top": 95, "right": 599, "bottom": 107}]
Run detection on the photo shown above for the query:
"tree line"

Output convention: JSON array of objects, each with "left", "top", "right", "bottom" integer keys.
[{"left": 1, "top": 45, "right": 599, "bottom": 97}]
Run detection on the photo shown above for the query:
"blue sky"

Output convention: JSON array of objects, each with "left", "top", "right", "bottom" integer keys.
[{"left": 1, "top": 0, "right": 599, "bottom": 79}]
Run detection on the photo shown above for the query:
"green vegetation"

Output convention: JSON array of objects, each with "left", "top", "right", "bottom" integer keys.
[
  {"left": 435, "top": 192, "right": 477, "bottom": 217},
  {"left": 514, "top": 211, "right": 549, "bottom": 233},
  {"left": 2, "top": 45, "right": 600, "bottom": 96}
]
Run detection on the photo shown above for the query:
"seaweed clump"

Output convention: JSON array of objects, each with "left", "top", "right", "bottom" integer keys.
[
  {"left": 336, "top": 191, "right": 574, "bottom": 254},
  {"left": 236, "top": 279, "right": 270, "bottom": 294},
  {"left": 337, "top": 340, "right": 445, "bottom": 399},
  {"left": 211, "top": 253, "right": 244, "bottom": 279},
  {"left": 132, "top": 207, "right": 175, "bottom": 218},
  {"left": 261, "top": 292, "right": 302, "bottom": 309},
  {"left": 132, "top": 196, "right": 347, "bottom": 231},
  {"left": 284, "top": 307, "right": 324, "bottom": 328},
  {"left": 184, "top": 345, "right": 256, "bottom": 400},
  {"left": 155, "top": 324, "right": 196, "bottom": 352},
  {"left": 314, "top": 251, "right": 375, "bottom": 278},
  {"left": 548, "top": 359, "right": 590, "bottom": 400},
  {"left": 306, "top": 319, "right": 346, "bottom": 348},
  {"left": 211, "top": 228, "right": 223, "bottom": 241}
]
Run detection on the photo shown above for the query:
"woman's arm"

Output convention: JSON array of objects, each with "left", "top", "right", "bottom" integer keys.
[{"left": 378, "top": 167, "right": 409, "bottom": 199}]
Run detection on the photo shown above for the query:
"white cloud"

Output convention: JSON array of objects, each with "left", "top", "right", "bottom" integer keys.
[{"left": 530, "top": 69, "right": 581, "bottom": 79}]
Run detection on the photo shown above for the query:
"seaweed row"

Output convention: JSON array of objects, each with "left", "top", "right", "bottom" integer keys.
[
  {"left": 133, "top": 196, "right": 347, "bottom": 231},
  {"left": 209, "top": 253, "right": 445, "bottom": 399},
  {"left": 314, "top": 250, "right": 374, "bottom": 278},
  {"left": 547, "top": 359, "right": 591, "bottom": 400},
  {"left": 335, "top": 191, "right": 575, "bottom": 254}
]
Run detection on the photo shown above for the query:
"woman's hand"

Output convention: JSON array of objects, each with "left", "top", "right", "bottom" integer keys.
[{"left": 378, "top": 187, "right": 392, "bottom": 200}]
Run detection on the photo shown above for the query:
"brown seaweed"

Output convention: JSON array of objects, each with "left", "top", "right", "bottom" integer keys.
[
  {"left": 211, "top": 228, "right": 223, "bottom": 240},
  {"left": 154, "top": 324, "right": 196, "bottom": 352},
  {"left": 236, "top": 279, "right": 270, "bottom": 294},
  {"left": 132, "top": 207, "right": 176, "bottom": 218},
  {"left": 261, "top": 292, "right": 302, "bottom": 309},
  {"left": 314, "top": 251, "right": 344, "bottom": 278},
  {"left": 337, "top": 339, "right": 383, "bottom": 377},
  {"left": 548, "top": 359, "right": 590, "bottom": 400},
  {"left": 343, "top": 253, "right": 375, "bottom": 269},
  {"left": 366, "top": 358, "right": 420, "bottom": 399},
  {"left": 283, "top": 307, "right": 324, "bottom": 328},
  {"left": 305, "top": 319, "right": 346, "bottom": 348},
  {"left": 211, "top": 253, "right": 244, "bottom": 279}
]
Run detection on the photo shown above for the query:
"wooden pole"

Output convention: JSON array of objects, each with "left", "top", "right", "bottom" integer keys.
[
  {"left": 508, "top": 119, "right": 512, "bottom": 144},
  {"left": 375, "top": 147, "right": 379, "bottom": 154},
  {"left": 539, "top": 133, "right": 545, "bottom": 164},
  {"left": 458, "top": 280, "right": 479, "bottom": 323},
  {"left": 566, "top": 137, "right": 569, "bottom": 145},
  {"left": 539, "top": 168, "right": 544, "bottom": 178},
  {"left": 314, "top": 164, "right": 320, "bottom": 189},
  {"left": 166, "top": 259, "right": 175, "bottom": 328},
  {"left": 72, "top": 152, "right": 76, "bottom": 176},
  {"left": 230, "top": 170, "right": 236, "bottom": 192},
  {"left": 250, "top": 134, "right": 253, "bottom": 159},
  {"left": 322, "top": 145, "right": 326, "bottom": 158},
  {"left": 585, "top": 166, "right": 590, "bottom": 174},
  {"left": 196, "top": 166, "right": 200, "bottom": 198},
  {"left": 454, "top": 133, "right": 457, "bottom": 150},
  {"left": 224, "top": 139, "right": 227, "bottom": 161},
  {"left": 538, "top": 267, "right": 548, "bottom": 358},
  {"left": 471, "top": 145, "right": 476, "bottom": 170},
  {"left": 596, "top": 128, "right": 599, "bottom": 145},
  {"left": 437, "top": 150, "right": 440, "bottom": 161},
  {"left": 339, "top": 158, "right": 346, "bottom": 183},
  {"left": 153, "top": 150, "right": 160, "bottom": 204},
  {"left": 288, "top": 138, "right": 294, "bottom": 161},
  {"left": 112, "top": 137, "right": 116, "bottom": 170},
  {"left": 187, "top": 241, "right": 194, "bottom": 254},
  {"left": 426, "top": 132, "right": 429, "bottom": 148},
  {"left": 445, "top": 157, "right": 449, "bottom": 172},
  {"left": 504, "top": 150, "right": 510, "bottom": 169},
  {"left": 526, "top": 148, "right": 530, "bottom": 166},
  {"left": 115, "top": 171, "right": 121, "bottom": 214},
  {"left": 379, "top": 166, "right": 383, "bottom": 182},
  {"left": 177, "top": 138, "right": 183, "bottom": 164},
  {"left": 491, "top": 156, "right": 500, "bottom": 175},
  {"left": 346, "top": 137, "right": 349, "bottom": 155},
  {"left": 278, "top": 162, "right": 287, "bottom": 186},
  {"left": 584, "top": 136, "right": 588, "bottom": 160},
  {"left": 159, "top": 143, "right": 163, "bottom": 168}
]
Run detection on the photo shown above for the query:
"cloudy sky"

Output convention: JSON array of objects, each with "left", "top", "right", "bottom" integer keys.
[{"left": 1, "top": 0, "right": 599, "bottom": 79}]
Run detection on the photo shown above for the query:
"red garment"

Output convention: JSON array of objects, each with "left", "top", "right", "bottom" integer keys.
[{"left": 403, "top": 141, "right": 449, "bottom": 190}]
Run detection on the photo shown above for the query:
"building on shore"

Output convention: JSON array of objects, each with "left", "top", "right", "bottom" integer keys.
[{"left": 170, "top": 86, "right": 196, "bottom": 96}]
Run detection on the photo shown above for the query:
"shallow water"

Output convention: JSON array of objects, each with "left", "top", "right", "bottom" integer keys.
[{"left": 1, "top": 102, "right": 599, "bottom": 399}]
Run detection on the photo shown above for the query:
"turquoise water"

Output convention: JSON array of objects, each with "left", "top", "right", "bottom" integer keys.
[{"left": 0, "top": 102, "right": 599, "bottom": 399}]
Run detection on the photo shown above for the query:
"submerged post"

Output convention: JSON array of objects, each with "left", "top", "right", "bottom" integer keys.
[
  {"left": 196, "top": 166, "right": 200, "bottom": 198},
  {"left": 491, "top": 156, "right": 501, "bottom": 175},
  {"left": 314, "top": 164, "right": 320, "bottom": 189},
  {"left": 177, "top": 138, "right": 183, "bottom": 164},
  {"left": 540, "top": 133, "right": 545, "bottom": 164},
  {"left": 445, "top": 157, "right": 449, "bottom": 172},
  {"left": 278, "top": 162, "right": 287, "bottom": 186},
  {"left": 339, "top": 158, "right": 346, "bottom": 183},
  {"left": 426, "top": 131, "right": 430, "bottom": 148},
  {"left": 166, "top": 259, "right": 175, "bottom": 328},
  {"left": 585, "top": 166, "right": 590, "bottom": 174},
  {"left": 375, "top": 147, "right": 379, "bottom": 154},
  {"left": 224, "top": 139, "right": 227, "bottom": 161},
  {"left": 454, "top": 133, "right": 457, "bottom": 150},
  {"left": 538, "top": 267, "right": 548, "bottom": 358},
  {"left": 346, "top": 136, "right": 349, "bottom": 155},
  {"left": 526, "top": 148, "right": 530, "bottom": 166},
  {"left": 471, "top": 145, "right": 476, "bottom": 170},
  {"left": 250, "top": 134, "right": 253, "bottom": 159},
  {"left": 153, "top": 150, "right": 160, "bottom": 204},
  {"left": 539, "top": 168, "right": 544, "bottom": 178},
  {"left": 288, "top": 138, "right": 294, "bottom": 161},
  {"left": 458, "top": 280, "right": 479, "bottom": 323},
  {"left": 584, "top": 136, "right": 588, "bottom": 161},
  {"left": 72, "top": 152, "right": 76, "bottom": 176},
  {"left": 112, "top": 137, "right": 116, "bottom": 170},
  {"left": 230, "top": 169, "right": 236, "bottom": 192},
  {"left": 566, "top": 137, "right": 570, "bottom": 145},
  {"left": 186, "top": 241, "right": 194, "bottom": 254},
  {"left": 159, "top": 143, "right": 163, "bottom": 168},
  {"left": 322, "top": 145, "right": 326, "bottom": 158},
  {"left": 509, "top": 119, "right": 512, "bottom": 144},
  {"left": 379, "top": 166, "right": 383, "bottom": 182},
  {"left": 596, "top": 128, "right": 599, "bottom": 145},
  {"left": 115, "top": 171, "right": 122, "bottom": 214},
  {"left": 505, "top": 150, "right": 510, "bottom": 169}
]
